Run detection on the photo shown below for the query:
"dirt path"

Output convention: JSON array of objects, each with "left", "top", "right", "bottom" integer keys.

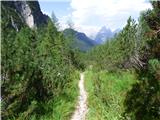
[{"left": 71, "top": 73, "right": 88, "bottom": 120}]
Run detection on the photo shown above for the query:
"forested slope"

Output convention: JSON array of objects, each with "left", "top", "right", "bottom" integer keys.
[{"left": 63, "top": 28, "right": 97, "bottom": 51}]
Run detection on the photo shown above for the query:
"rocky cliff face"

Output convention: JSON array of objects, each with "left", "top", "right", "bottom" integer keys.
[
  {"left": 1, "top": 1, "right": 49, "bottom": 30},
  {"left": 14, "top": 1, "right": 35, "bottom": 28}
]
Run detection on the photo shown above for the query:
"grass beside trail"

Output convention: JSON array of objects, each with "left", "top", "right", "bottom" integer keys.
[
  {"left": 29, "top": 71, "right": 80, "bottom": 120},
  {"left": 85, "top": 70, "right": 137, "bottom": 120}
]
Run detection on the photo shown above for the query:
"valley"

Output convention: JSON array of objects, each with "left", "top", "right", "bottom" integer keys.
[{"left": 1, "top": 1, "right": 160, "bottom": 120}]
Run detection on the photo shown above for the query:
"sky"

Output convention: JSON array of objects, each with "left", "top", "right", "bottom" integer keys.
[{"left": 39, "top": 0, "right": 152, "bottom": 37}]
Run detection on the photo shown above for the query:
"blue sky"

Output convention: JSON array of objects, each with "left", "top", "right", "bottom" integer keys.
[
  {"left": 39, "top": 1, "right": 71, "bottom": 19},
  {"left": 39, "top": 0, "right": 152, "bottom": 37}
]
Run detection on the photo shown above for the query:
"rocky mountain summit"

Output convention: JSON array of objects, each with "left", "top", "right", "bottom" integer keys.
[{"left": 95, "top": 26, "right": 120, "bottom": 44}]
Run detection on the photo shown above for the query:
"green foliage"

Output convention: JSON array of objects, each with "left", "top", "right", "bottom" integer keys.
[
  {"left": 36, "top": 20, "right": 70, "bottom": 97},
  {"left": 63, "top": 28, "right": 86, "bottom": 70},
  {"left": 84, "top": 70, "right": 137, "bottom": 120},
  {"left": 86, "top": 17, "right": 138, "bottom": 70},
  {"left": 1, "top": 17, "right": 79, "bottom": 120},
  {"left": 2, "top": 1, "right": 160, "bottom": 120},
  {"left": 2, "top": 27, "right": 40, "bottom": 119},
  {"left": 124, "top": 59, "right": 160, "bottom": 120},
  {"left": 123, "top": 2, "right": 160, "bottom": 120},
  {"left": 30, "top": 71, "right": 79, "bottom": 120},
  {"left": 85, "top": 1, "right": 160, "bottom": 120},
  {"left": 148, "top": 59, "right": 160, "bottom": 74}
]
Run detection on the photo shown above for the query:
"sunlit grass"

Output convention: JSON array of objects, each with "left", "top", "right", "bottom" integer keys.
[{"left": 85, "top": 70, "right": 137, "bottom": 120}]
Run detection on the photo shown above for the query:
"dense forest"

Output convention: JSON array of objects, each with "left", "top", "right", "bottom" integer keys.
[{"left": 1, "top": 1, "right": 160, "bottom": 120}]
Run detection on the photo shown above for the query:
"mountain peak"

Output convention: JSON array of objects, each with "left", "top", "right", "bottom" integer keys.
[
  {"left": 100, "top": 26, "right": 107, "bottom": 31},
  {"left": 99, "top": 26, "right": 112, "bottom": 34},
  {"left": 100, "top": 26, "right": 111, "bottom": 31},
  {"left": 95, "top": 26, "right": 113, "bottom": 44}
]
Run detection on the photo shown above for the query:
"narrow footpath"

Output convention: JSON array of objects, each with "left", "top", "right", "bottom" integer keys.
[{"left": 71, "top": 73, "right": 88, "bottom": 120}]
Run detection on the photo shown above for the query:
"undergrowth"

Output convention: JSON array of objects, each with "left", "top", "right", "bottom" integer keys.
[
  {"left": 13, "top": 71, "right": 80, "bottom": 120},
  {"left": 85, "top": 70, "right": 137, "bottom": 120}
]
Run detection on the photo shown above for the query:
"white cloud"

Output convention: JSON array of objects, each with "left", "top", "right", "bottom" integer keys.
[
  {"left": 58, "top": 14, "right": 99, "bottom": 38},
  {"left": 67, "top": 0, "right": 152, "bottom": 37},
  {"left": 58, "top": 15, "right": 72, "bottom": 30},
  {"left": 76, "top": 25, "right": 99, "bottom": 38}
]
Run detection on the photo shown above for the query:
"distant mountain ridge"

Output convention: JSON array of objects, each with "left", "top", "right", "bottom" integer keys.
[
  {"left": 63, "top": 28, "right": 97, "bottom": 51},
  {"left": 95, "top": 26, "right": 120, "bottom": 44},
  {"left": 63, "top": 27, "right": 121, "bottom": 51}
]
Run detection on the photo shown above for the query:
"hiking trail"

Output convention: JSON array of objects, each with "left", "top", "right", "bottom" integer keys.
[{"left": 71, "top": 73, "right": 88, "bottom": 120}]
